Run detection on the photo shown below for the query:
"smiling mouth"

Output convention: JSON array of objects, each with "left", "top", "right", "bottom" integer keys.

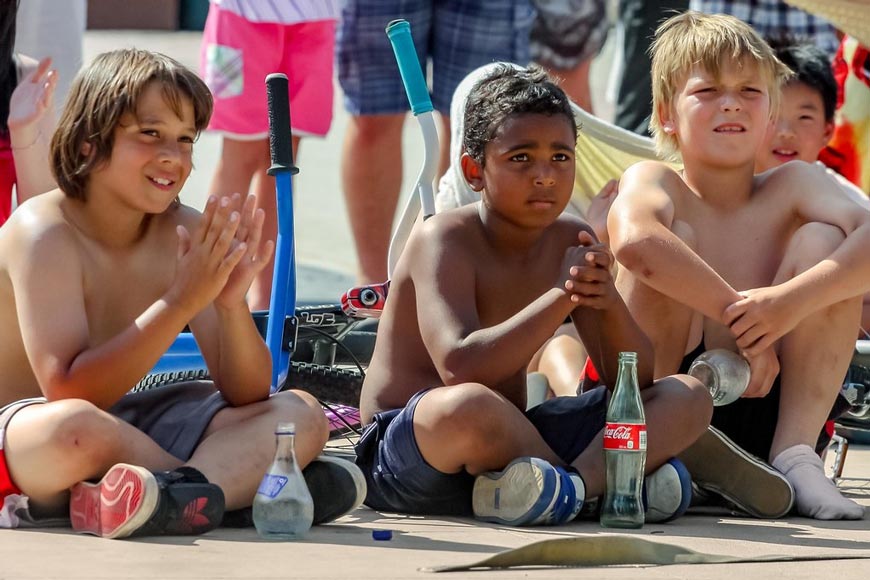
[
  {"left": 148, "top": 176, "right": 175, "bottom": 187},
  {"left": 772, "top": 148, "right": 798, "bottom": 158},
  {"left": 713, "top": 125, "right": 746, "bottom": 133}
]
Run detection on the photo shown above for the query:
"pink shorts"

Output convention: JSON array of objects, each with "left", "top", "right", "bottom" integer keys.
[{"left": 200, "top": 7, "right": 336, "bottom": 139}]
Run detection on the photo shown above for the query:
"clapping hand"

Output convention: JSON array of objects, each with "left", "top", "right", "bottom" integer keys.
[{"left": 214, "top": 193, "right": 275, "bottom": 309}]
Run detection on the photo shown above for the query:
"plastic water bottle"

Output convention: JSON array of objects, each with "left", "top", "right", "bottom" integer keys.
[
  {"left": 252, "top": 423, "right": 314, "bottom": 540},
  {"left": 688, "top": 349, "right": 750, "bottom": 406},
  {"left": 600, "top": 351, "right": 647, "bottom": 529}
]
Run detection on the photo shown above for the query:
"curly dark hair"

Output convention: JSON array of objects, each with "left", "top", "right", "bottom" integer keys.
[
  {"left": 767, "top": 35, "right": 837, "bottom": 121},
  {"left": 463, "top": 64, "right": 577, "bottom": 165}
]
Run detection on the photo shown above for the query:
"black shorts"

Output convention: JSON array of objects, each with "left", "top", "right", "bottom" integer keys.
[
  {"left": 354, "top": 386, "right": 608, "bottom": 516},
  {"left": 680, "top": 341, "right": 781, "bottom": 460}
]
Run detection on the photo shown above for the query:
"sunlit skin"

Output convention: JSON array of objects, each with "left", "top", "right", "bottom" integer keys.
[
  {"left": 663, "top": 61, "right": 771, "bottom": 172},
  {"left": 755, "top": 82, "right": 833, "bottom": 173}
]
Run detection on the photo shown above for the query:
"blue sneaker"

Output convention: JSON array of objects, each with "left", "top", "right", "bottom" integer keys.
[
  {"left": 643, "top": 458, "right": 692, "bottom": 523},
  {"left": 472, "top": 457, "right": 585, "bottom": 526}
]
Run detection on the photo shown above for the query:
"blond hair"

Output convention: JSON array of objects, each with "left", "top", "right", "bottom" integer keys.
[
  {"left": 50, "top": 49, "right": 213, "bottom": 201},
  {"left": 649, "top": 11, "right": 791, "bottom": 160}
]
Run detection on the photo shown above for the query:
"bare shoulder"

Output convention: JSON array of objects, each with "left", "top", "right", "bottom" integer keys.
[
  {"left": 756, "top": 160, "right": 826, "bottom": 198},
  {"left": 622, "top": 160, "right": 683, "bottom": 189},
  {"left": 0, "top": 190, "right": 79, "bottom": 272},
  {"left": 408, "top": 205, "right": 481, "bottom": 257}
]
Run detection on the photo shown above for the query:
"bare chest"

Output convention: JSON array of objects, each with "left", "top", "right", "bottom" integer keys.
[
  {"left": 80, "top": 246, "right": 177, "bottom": 344},
  {"left": 686, "top": 205, "right": 793, "bottom": 292}
]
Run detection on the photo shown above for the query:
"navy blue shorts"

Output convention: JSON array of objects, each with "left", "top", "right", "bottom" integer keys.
[
  {"left": 336, "top": 0, "right": 534, "bottom": 115},
  {"left": 354, "top": 386, "right": 607, "bottom": 516}
]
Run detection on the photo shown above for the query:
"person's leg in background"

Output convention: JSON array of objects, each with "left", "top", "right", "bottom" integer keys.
[
  {"left": 613, "top": 0, "right": 688, "bottom": 135},
  {"left": 202, "top": 8, "right": 335, "bottom": 308},
  {"left": 337, "top": 0, "right": 433, "bottom": 285},
  {"left": 529, "top": 0, "right": 610, "bottom": 113}
]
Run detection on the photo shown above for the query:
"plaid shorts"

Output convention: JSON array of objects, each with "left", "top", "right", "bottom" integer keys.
[
  {"left": 337, "top": 0, "right": 535, "bottom": 115},
  {"left": 691, "top": 0, "right": 840, "bottom": 55}
]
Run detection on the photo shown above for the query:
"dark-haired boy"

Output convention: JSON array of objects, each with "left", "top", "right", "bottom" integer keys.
[{"left": 354, "top": 64, "right": 716, "bottom": 526}]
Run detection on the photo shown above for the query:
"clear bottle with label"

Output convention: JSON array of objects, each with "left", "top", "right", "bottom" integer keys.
[
  {"left": 600, "top": 351, "right": 647, "bottom": 529},
  {"left": 252, "top": 422, "right": 314, "bottom": 540},
  {"left": 688, "top": 349, "right": 750, "bottom": 406}
]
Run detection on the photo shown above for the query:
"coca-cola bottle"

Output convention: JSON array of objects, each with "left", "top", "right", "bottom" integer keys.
[{"left": 600, "top": 351, "right": 647, "bottom": 529}]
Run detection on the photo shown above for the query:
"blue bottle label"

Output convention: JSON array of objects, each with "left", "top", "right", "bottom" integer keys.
[{"left": 257, "top": 474, "right": 289, "bottom": 498}]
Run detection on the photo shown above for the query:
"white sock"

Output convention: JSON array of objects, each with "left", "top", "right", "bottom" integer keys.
[{"left": 771, "top": 444, "right": 865, "bottom": 520}]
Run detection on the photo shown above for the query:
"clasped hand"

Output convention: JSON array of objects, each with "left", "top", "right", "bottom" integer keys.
[
  {"left": 722, "top": 285, "right": 803, "bottom": 356},
  {"left": 559, "top": 230, "right": 617, "bottom": 309}
]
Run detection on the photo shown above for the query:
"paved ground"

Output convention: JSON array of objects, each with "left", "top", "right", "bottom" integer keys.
[{"left": 5, "top": 25, "right": 869, "bottom": 580}]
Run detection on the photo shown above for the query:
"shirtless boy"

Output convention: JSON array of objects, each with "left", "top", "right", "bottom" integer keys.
[
  {"left": 609, "top": 12, "right": 869, "bottom": 520},
  {"left": 0, "top": 49, "right": 363, "bottom": 538},
  {"left": 355, "top": 64, "right": 714, "bottom": 526}
]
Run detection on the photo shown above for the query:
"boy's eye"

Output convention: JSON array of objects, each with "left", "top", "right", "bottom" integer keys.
[
  {"left": 510, "top": 153, "right": 529, "bottom": 162},
  {"left": 141, "top": 129, "right": 159, "bottom": 137},
  {"left": 179, "top": 135, "right": 196, "bottom": 144},
  {"left": 742, "top": 87, "right": 763, "bottom": 94},
  {"left": 553, "top": 153, "right": 571, "bottom": 162}
]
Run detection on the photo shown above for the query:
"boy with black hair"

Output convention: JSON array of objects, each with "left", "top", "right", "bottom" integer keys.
[{"left": 355, "top": 64, "right": 717, "bottom": 526}]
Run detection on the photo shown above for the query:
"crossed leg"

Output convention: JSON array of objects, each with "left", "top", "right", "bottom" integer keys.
[
  {"left": 412, "top": 378, "right": 710, "bottom": 499},
  {"left": 5, "top": 389, "right": 328, "bottom": 515}
]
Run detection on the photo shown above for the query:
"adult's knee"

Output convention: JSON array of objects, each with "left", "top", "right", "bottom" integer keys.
[
  {"left": 785, "top": 222, "right": 845, "bottom": 274},
  {"left": 347, "top": 114, "right": 405, "bottom": 144}
]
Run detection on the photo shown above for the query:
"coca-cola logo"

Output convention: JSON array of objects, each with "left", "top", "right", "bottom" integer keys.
[
  {"left": 603, "top": 422, "right": 646, "bottom": 451},
  {"left": 604, "top": 426, "right": 633, "bottom": 439}
]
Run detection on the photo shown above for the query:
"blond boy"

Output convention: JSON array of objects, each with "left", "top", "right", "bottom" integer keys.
[{"left": 609, "top": 12, "right": 868, "bottom": 519}]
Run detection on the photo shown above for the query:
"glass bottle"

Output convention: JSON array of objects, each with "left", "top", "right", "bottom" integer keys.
[
  {"left": 688, "top": 349, "right": 750, "bottom": 406},
  {"left": 252, "top": 422, "right": 314, "bottom": 540},
  {"left": 600, "top": 351, "right": 647, "bottom": 529}
]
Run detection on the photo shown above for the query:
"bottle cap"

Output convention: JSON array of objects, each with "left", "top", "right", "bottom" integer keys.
[
  {"left": 372, "top": 529, "right": 393, "bottom": 541},
  {"left": 275, "top": 422, "right": 296, "bottom": 434}
]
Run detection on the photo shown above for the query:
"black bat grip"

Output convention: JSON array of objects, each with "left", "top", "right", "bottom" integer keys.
[{"left": 266, "top": 73, "right": 299, "bottom": 176}]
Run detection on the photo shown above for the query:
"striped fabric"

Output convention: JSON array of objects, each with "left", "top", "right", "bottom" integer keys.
[
  {"left": 210, "top": 0, "right": 340, "bottom": 24},
  {"left": 691, "top": 0, "right": 841, "bottom": 56}
]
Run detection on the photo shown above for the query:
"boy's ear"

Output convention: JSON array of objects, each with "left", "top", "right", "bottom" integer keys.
[
  {"left": 460, "top": 153, "right": 485, "bottom": 192},
  {"left": 822, "top": 120, "right": 834, "bottom": 145},
  {"left": 80, "top": 141, "right": 93, "bottom": 157}
]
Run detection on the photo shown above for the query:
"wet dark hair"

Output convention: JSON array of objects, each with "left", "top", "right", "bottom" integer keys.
[
  {"left": 0, "top": 0, "right": 20, "bottom": 136},
  {"left": 463, "top": 64, "right": 577, "bottom": 165},
  {"left": 767, "top": 36, "right": 837, "bottom": 121}
]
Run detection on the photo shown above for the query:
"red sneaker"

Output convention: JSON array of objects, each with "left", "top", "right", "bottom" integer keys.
[{"left": 70, "top": 464, "right": 159, "bottom": 539}]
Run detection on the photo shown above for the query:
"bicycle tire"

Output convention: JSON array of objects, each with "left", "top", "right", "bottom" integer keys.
[
  {"left": 131, "top": 368, "right": 211, "bottom": 393},
  {"left": 282, "top": 362, "right": 363, "bottom": 407}
]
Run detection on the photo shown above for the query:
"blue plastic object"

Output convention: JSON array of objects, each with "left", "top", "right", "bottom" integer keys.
[{"left": 385, "top": 20, "right": 433, "bottom": 116}]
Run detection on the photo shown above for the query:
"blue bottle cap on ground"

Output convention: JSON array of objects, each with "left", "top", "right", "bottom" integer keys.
[{"left": 372, "top": 529, "right": 393, "bottom": 541}]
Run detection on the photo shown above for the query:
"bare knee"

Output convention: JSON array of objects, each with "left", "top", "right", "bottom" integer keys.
[
  {"left": 347, "top": 114, "right": 405, "bottom": 144},
  {"left": 650, "top": 375, "right": 712, "bottom": 438},
  {"left": 784, "top": 222, "right": 845, "bottom": 275},
  {"left": 45, "top": 399, "right": 123, "bottom": 469},
  {"left": 269, "top": 390, "right": 329, "bottom": 446},
  {"left": 426, "top": 384, "right": 512, "bottom": 445}
]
